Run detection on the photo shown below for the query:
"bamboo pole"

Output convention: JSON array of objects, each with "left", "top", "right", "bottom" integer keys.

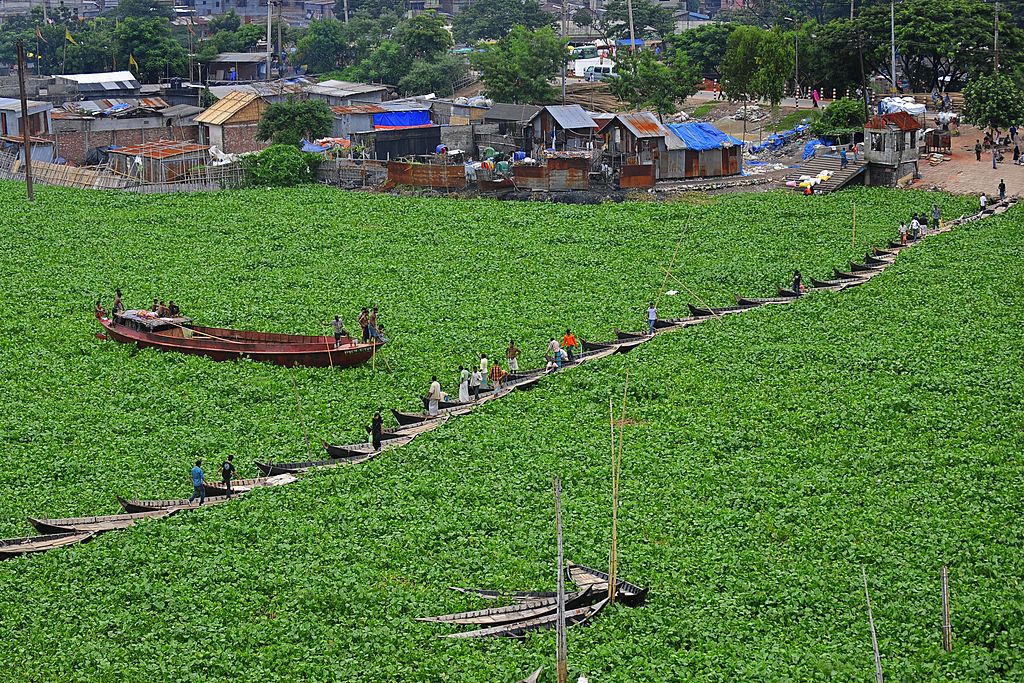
[
  {"left": 15, "top": 40, "right": 34, "bottom": 203},
  {"left": 941, "top": 566, "right": 952, "bottom": 652},
  {"left": 852, "top": 201, "right": 857, "bottom": 247},
  {"left": 608, "top": 396, "right": 616, "bottom": 603},
  {"left": 862, "top": 567, "right": 884, "bottom": 683},
  {"left": 554, "top": 477, "right": 568, "bottom": 683}
]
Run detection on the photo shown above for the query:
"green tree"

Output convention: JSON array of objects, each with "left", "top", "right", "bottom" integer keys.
[
  {"left": 599, "top": 0, "right": 674, "bottom": 41},
  {"left": 349, "top": 40, "right": 411, "bottom": 86},
  {"left": 610, "top": 50, "right": 700, "bottom": 117},
  {"left": 721, "top": 25, "right": 762, "bottom": 137},
  {"left": 114, "top": 16, "right": 187, "bottom": 82},
  {"left": 244, "top": 144, "right": 322, "bottom": 186},
  {"left": 665, "top": 23, "right": 737, "bottom": 80},
  {"left": 257, "top": 98, "right": 334, "bottom": 147},
  {"left": 962, "top": 73, "right": 1024, "bottom": 130},
  {"left": 452, "top": 0, "right": 554, "bottom": 43},
  {"left": 295, "top": 19, "right": 348, "bottom": 73},
  {"left": 472, "top": 26, "right": 564, "bottom": 104},
  {"left": 397, "top": 54, "right": 468, "bottom": 96},
  {"left": 207, "top": 11, "right": 242, "bottom": 34},
  {"left": 810, "top": 97, "right": 867, "bottom": 138},
  {"left": 393, "top": 12, "right": 452, "bottom": 59},
  {"left": 753, "top": 26, "right": 792, "bottom": 108},
  {"left": 334, "top": 0, "right": 407, "bottom": 20},
  {"left": 573, "top": 7, "right": 595, "bottom": 28}
]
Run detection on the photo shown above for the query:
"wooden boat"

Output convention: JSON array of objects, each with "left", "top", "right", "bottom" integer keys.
[
  {"left": 581, "top": 339, "right": 617, "bottom": 352},
  {"left": 777, "top": 287, "right": 801, "bottom": 298},
  {"left": 687, "top": 303, "right": 754, "bottom": 317},
  {"left": 518, "top": 668, "right": 543, "bottom": 683},
  {"left": 322, "top": 441, "right": 376, "bottom": 459},
  {"left": 567, "top": 562, "right": 649, "bottom": 607},
  {"left": 570, "top": 345, "right": 619, "bottom": 365},
  {"left": 0, "top": 531, "right": 95, "bottom": 560},
  {"left": 97, "top": 309, "right": 380, "bottom": 369},
  {"left": 614, "top": 328, "right": 648, "bottom": 340},
  {"left": 809, "top": 277, "right": 847, "bottom": 289},
  {"left": 506, "top": 373, "right": 544, "bottom": 391},
  {"left": 420, "top": 396, "right": 469, "bottom": 412},
  {"left": 849, "top": 261, "right": 882, "bottom": 273},
  {"left": 653, "top": 317, "right": 690, "bottom": 330},
  {"left": 204, "top": 474, "right": 297, "bottom": 496},
  {"left": 873, "top": 247, "right": 897, "bottom": 257},
  {"left": 419, "top": 588, "right": 595, "bottom": 626},
  {"left": 254, "top": 449, "right": 379, "bottom": 476},
  {"left": 117, "top": 494, "right": 236, "bottom": 514},
  {"left": 449, "top": 586, "right": 559, "bottom": 602},
  {"left": 443, "top": 598, "right": 607, "bottom": 639},
  {"left": 736, "top": 296, "right": 794, "bottom": 306},
  {"left": 28, "top": 509, "right": 174, "bottom": 535},
  {"left": 833, "top": 268, "right": 865, "bottom": 280},
  {"left": 865, "top": 254, "right": 892, "bottom": 266}
]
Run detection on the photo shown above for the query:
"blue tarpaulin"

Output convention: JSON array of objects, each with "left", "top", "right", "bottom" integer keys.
[
  {"left": 373, "top": 110, "right": 431, "bottom": 129},
  {"left": 616, "top": 38, "right": 645, "bottom": 47},
  {"left": 666, "top": 123, "right": 744, "bottom": 150},
  {"left": 301, "top": 139, "right": 328, "bottom": 153},
  {"left": 802, "top": 138, "right": 831, "bottom": 160},
  {"left": 748, "top": 123, "right": 811, "bottom": 154}
]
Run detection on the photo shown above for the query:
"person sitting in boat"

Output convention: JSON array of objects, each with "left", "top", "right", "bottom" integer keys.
[
  {"left": 157, "top": 300, "right": 169, "bottom": 317},
  {"left": 168, "top": 301, "right": 181, "bottom": 317},
  {"left": 488, "top": 359, "right": 507, "bottom": 389},
  {"left": 94, "top": 299, "right": 108, "bottom": 319},
  {"left": 332, "top": 315, "right": 347, "bottom": 347},
  {"left": 547, "top": 338, "right": 562, "bottom": 368},
  {"left": 150, "top": 298, "right": 159, "bottom": 312},
  {"left": 112, "top": 289, "right": 124, "bottom": 315}
]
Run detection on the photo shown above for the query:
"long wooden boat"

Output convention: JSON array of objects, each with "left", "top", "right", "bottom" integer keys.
[
  {"left": 614, "top": 328, "right": 649, "bottom": 340},
  {"left": 506, "top": 373, "right": 544, "bottom": 391},
  {"left": 809, "top": 277, "right": 847, "bottom": 289},
  {"left": 864, "top": 254, "right": 892, "bottom": 266},
  {"left": 449, "top": 586, "right": 559, "bottom": 602},
  {"left": 28, "top": 509, "right": 174, "bottom": 535},
  {"left": 567, "top": 562, "right": 649, "bottom": 607},
  {"left": 420, "top": 396, "right": 469, "bottom": 411},
  {"left": 254, "top": 449, "right": 379, "bottom": 476},
  {"left": 204, "top": 474, "right": 297, "bottom": 497},
  {"left": 419, "top": 588, "right": 596, "bottom": 626},
  {"left": 736, "top": 296, "right": 794, "bottom": 306},
  {"left": 687, "top": 303, "right": 755, "bottom": 318},
  {"left": 117, "top": 494, "right": 236, "bottom": 514},
  {"left": 97, "top": 309, "right": 381, "bottom": 369},
  {"left": 653, "top": 317, "right": 691, "bottom": 330},
  {"left": 873, "top": 247, "right": 897, "bottom": 257},
  {"left": 777, "top": 287, "right": 801, "bottom": 298},
  {"left": 0, "top": 531, "right": 95, "bottom": 560},
  {"left": 833, "top": 268, "right": 865, "bottom": 280},
  {"left": 849, "top": 261, "right": 882, "bottom": 273},
  {"left": 322, "top": 441, "right": 376, "bottom": 459},
  {"left": 443, "top": 598, "right": 607, "bottom": 639}
]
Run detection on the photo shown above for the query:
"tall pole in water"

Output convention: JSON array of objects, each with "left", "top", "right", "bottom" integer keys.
[
  {"left": 561, "top": 0, "right": 567, "bottom": 104},
  {"left": 994, "top": 1, "right": 1000, "bottom": 72},
  {"left": 16, "top": 39, "right": 34, "bottom": 203},
  {"left": 554, "top": 477, "right": 567, "bottom": 683}
]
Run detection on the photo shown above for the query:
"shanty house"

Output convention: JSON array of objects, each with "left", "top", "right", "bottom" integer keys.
[
  {"left": 194, "top": 90, "right": 268, "bottom": 154},
  {"left": 863, "top": 112, "right": 920, "bottom": 187},
  {"left": 600, "top": 111, "right": 681, "bottom": 181},
  {"left": 664, "top": 122, "right": 744, "bottom": 178},
  {"left": 304, "top": 80, "right": 389, "bottom": 107},
  {"left": 54, "top": 71, "right": 142, "bottom": 100},
  {"left": 330, "top": 103, "right": 386, "bottom": 138},
  {"left": 525, "top": 105, "right": 599, "bottom": 158},
  {"left": 0, "top": 97, "right": 54, "bottom": 162},
  {"left": 207, "top": 53, "right": 267, "bottom": 82},
  {"left": 107, "top": 140, "right": 211, "bottom": 183}
]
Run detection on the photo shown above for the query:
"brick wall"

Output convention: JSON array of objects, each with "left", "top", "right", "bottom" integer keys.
[
  {"left": 50, "top": 117, "right": 200, "bottom": 166},
  {"left": 221, "top": 123, "right": 269, "bottom": 155}
]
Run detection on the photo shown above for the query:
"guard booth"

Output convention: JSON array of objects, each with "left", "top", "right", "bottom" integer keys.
[{"left": 864, "top": 112, "right": 921, "bottom": 187}]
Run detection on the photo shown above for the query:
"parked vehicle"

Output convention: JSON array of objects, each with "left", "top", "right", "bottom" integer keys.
[{"left": 585, "top": 65, "right": 618, "bottom": 82}]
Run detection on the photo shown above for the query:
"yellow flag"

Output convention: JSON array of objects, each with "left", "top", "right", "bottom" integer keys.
[
  {"left": 65, "top": 28, "right": 77, "bottom": 45},
  {"left": 129, "top": 54, "right": 140, "bottom": 71}
]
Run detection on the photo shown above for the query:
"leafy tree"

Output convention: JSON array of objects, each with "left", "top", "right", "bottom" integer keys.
[
  {"left": 295, "top": 19, "right": 348, "bottom": 73},
  {"left": 962, "top": 73, "right": 1024, "bottom": 130},
  {"left": 600, "top": 0, "right": 674, "bottom": 41},
  {"left": 721, "top": 25, "right": 761, "bottom": 105},
  {"left": 393, "top": 12, "right": 452, "bottom": 59},
  {"left": 397, "top": 54, "right": 468, "bottom": 96},
  {"left": 244, "top": 144, "right": 322, "bottom": 187},
  {"left": 349, "top": 40, "right": 411, "bottom": 85},
  {"left": 452, "top": 0, "right": 554, "bottom": 43},
  {"left": 810, "top": 97, "right": 867, "bottom": 138},
  {"left": 609, "top": 50, "right": 701, "bottom": 117},
  {"left": 257, "top": 98, "right": 334, "bottom": 147},
  {"left": 472, "top": 26, "right": 564, "bottom": 104},
  {"left": 334, "top": 0, "right": 407, "bottom": 20},
  {"left": 208, "top": 11, "right": 242, "bottom": 34},
  {"left": 753, "top": 26, "right": 793, "bottom": 108},
  {"left": 114, "top": 17, "right": 187, "bottom": 82},
  {"left": 573, "top": 8, "right": 595, "bottom": 28},
  {"left": 665, "top": 23, "right": 737, "bottom": 80}
]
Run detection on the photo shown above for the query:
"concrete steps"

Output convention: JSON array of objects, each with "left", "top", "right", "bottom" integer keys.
[{"left": 786, "top": 155, "right": 867, "bottom": 194}]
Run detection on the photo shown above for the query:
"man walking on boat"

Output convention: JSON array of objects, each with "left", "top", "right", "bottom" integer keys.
[
  {"left": 221, "top": 455, "right": 236, "bottom": 499},
  {"left": 332, "top": 315, "right": 347, "bottom": 348},
  {"left": 189, "top": 460, "right": 206, "bottom": 506},
  {"left": 427, "top": 376, "right": 442, "bottom": 416}
]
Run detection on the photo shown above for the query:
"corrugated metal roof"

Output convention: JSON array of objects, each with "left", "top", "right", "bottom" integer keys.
[
  {"left": 59, "top": 71, "right": 138, "bottom": 85},
  {"left": 0, "top": 97, "right": 50, "bottom": 113},
  {"left": 616, "top": 112, "right": 668, "bottom": 139},
  {"left": 485, "top": 102, "right": 541, "bottom": 121},
  {"left": 331, "top": 104, "right": 386, "bottom": 115},
  {"left": 161, "top": 104, "right": 203, "bottom": 118},
  {"left": 212, "top": 52, "right": 269, "bottom": 63},
  {"left": 195, "top": 90, "right": 262, "bottom": 125},
  {"left": 866, "top": 111, "right": 920, "bottom": 132},
  {"left": 540, "top": 105, "right": 598, "bottom": 130},
  {"left": 107, "top": 140, "right": 210, "bottom": 159}
]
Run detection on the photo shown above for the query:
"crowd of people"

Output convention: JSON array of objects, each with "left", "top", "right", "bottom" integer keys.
[
  {"left": 897, "top": 205, "right": 945, "bottom": 245},
  {"left": 329, "top": 307, "right": 389, "bottom": 348}
]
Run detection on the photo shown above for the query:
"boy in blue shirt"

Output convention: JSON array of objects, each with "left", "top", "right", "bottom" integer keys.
[{"left": 189, "top": 460, "right": 205, "bottom": 506}]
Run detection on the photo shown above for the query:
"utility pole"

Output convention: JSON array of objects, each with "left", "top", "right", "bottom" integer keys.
[
  {"left": 16, "top": 39, "right": 34, "bottom": 202},
  {"left": 890, "top": 0, "right": 897, "bottom": 92},
  {"left": 266, "top": 0, "right": 273, "bottom": 82},
  {"left": 343, "top": 0, "right": 349, "bottom": 22},
  {"left": 994, "top": 0, "right": 1000, "bottom": 72},
  {"left": 277, "top": 0, "right": 283, "bottom": 80},
  {"left": 626, "top": 0, "right": 636, "bottom": 53},
  {"left": 561, "top": 0, "right": 567, "bottom": 104}
]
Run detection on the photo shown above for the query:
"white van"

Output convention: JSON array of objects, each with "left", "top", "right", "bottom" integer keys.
[{"left": 585, "top": 64, "right": 617, "bottom": 82}]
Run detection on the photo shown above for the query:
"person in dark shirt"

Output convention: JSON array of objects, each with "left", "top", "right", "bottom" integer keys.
[
  {"left": 999, "top": 179, "right": 1006, "bottom": 200},
  {"left": 112, "top": 289, "right": 124, "bottom": 314},
  {"left": 792, "top": 270, "right": 803, "bottom": 294},
  {"left": 221, "top": 455, "right": 236, "bottom": 498},
  {"left": 371, "top": 411, "right": 383, "bottom": 451},
  {"left": 168, "top": 301, "right": 181, "bottom": 317}
]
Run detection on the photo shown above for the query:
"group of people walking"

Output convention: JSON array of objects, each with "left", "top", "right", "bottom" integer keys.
[
  {"left": 187, "top": 455, "right": 237, "bottom": 505},
  {"left": 898, "top": 205, "right": 943, "bottom": 244}
]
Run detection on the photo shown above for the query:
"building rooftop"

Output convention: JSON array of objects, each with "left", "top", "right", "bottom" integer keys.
[
  {"left": 195, "top": 90, "right": 263, "bottom": 125},
  {"left": 530, "top": 105, "right": 598, "bottom": 130},
  {"left": 305, "top": 80, "right": 390, "bottom": 98},
  {"left": 58, "top": 71, "right": 138, "bottom": 85},
  {"left": 331, "top": 103, "right": 387, "bottom": 115},
  {"left": 211, "top": 53, "right": 270, "bottom": 64},
  {"left": 107, "top": 140, "right": 210, "bottom": 160},
  {"left": 485, "top": 102, "right": 541, "bottom": 122}
]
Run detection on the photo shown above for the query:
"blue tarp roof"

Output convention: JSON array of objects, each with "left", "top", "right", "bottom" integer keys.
[
  {"left": 373, "top": 110, "right": 431, "bottom": 129},
  {"left": 615, "top": 38, "right": 645, "bottom": 47},
  {"left": 301, "top": 139, "right": 329, "bottom": 153},
  {"left": 665, "top": 123, "right": 744, "bottom": 151}
]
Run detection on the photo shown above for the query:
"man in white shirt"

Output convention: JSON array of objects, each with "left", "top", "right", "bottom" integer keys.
[
  {"left": 647, "top": 303, "right": 657, "bottom": 334},
  {"left": 980, "top": 192, "right": 988, "bottom": 211},
  {"left": 428, "top": 376, "right": 442, "bottom": 416},
  {"left": 479, "top": 354, "right": 489, "bottom": 390}
]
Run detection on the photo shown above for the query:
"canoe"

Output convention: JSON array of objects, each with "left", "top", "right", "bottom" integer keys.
[
  {"left": 873, "top": 247, "right": 897, "bottom": 257},
  {"left": 443, "top": 598, "right": 607, "bottom": 639},
  {"left": 736, "top": 296, "right": 794, "bottom": 306},
  {"left": 687, "top": 303, "right": 753, "bottom": 317},
  {"left": 204, "top": 474, "right": 297, "bottom": 497},
  {"left": 420, "top": 396, "right": 469, "bottom": 411},
  {"left": 253, "top": 450, "right": 379, "bottom": 476},
  {"left": 97, "top": 309, "right": 381, "bottom": 369},
  {"left": 777, "top": 287, "right": 801, "bottom": 298},
  {"left": 833, "top": 268, "right": 865, "bottom": 280},
  {"left": 506, "top": 373, "right": 543, "bottom": 391},
  {"left": 28, "top": 509, "right": 174, "bottom": 535},
  {"left": 653, "top": 317, "right": 690, "bottom": 330},
  {"left": 0, "top": 531, "right": 95, "bottom": 560},
  {"left": 567, "top": 562, "right": 649, "bottom": 607},
  {"left": 614, "top": 328, "right": 648, "bottom": 340},
  {"left": 117, "top": 493, "right": 237, "bottom": 514},
  {"left": 322, "top": 441, "right": 376, "bottom": 459},
  {"left": 864, "top": 254, "right": 892, "bottom": 266},
  {"left": 810, "top": 277, "right": 847, "bottom": 289},
  {"left": 850, "top": 261, "right": 882, "bottom": 273},
  {"left": 419, "top": 588, "right": 596, "bottom": 625},
  {"left": 449, "top": 586, "right": 559, "bottom": 602}
]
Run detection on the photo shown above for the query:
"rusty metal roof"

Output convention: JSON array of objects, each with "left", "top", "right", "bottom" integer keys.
[
  {"left": 107, "top": 140, "right": 210, "bottom": 160},
  {"left": 331, "top": 104, "right": 386, "bottom": 115},
  {"left": 866, "top": 111, "right": 921, "bottom": 132},
  {"left": 616, "top": 111, "right": 668, "bottom": 139}
]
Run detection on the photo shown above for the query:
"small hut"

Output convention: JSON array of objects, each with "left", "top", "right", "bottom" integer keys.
[
  {"left": 107, "top": 140, "right": 210, "bottom": 182},
  {"left": 664, "top": 123, "right": 743, "bottom": 178},
  {"left": 525, "top": 105, "right": 599, "bottom": 158},
  {"left": 863, "top": 112, "right": 920, "bottom": 187}
]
